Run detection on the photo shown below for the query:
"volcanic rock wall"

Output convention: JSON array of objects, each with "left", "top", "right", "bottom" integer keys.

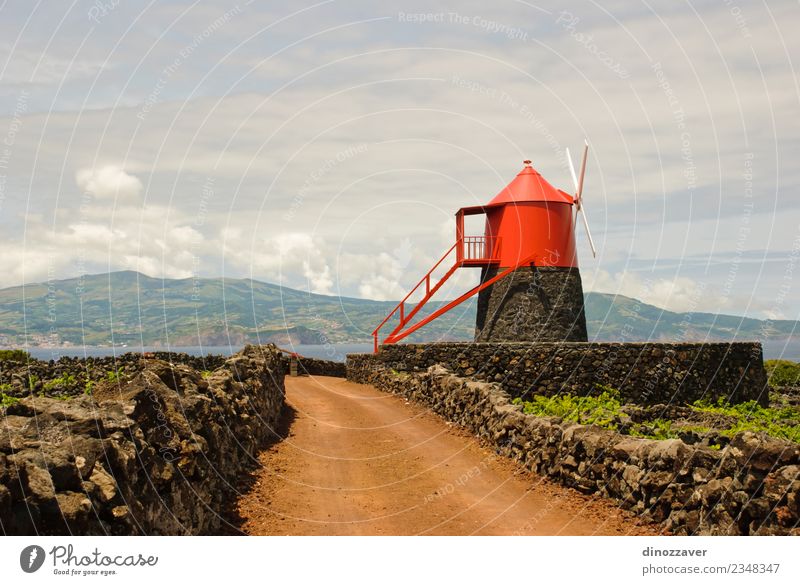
[
  {"left": 286, "top": 356, "right": 346, "bottom": 378},
  {"left": 0, "top": 351, "right": 229, "bottom": 400},
  {"left": 0, "top": 345, "right": 285, "bottom": 535},
  {"left": 475, "top": 266, "right": 588, "bottom": 342},
  {"left": 368, "top": 341, "right": 768, "bottom": 406},
  {"left": 346, "top": 359, "right": 799, "bottom": 535}
]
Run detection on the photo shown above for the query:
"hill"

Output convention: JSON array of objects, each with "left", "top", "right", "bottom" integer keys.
[{"left": 0, "top": 271, "right": 795, "bottom": 350}]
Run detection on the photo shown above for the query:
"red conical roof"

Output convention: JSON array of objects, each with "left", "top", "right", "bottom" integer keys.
[{"left": 487, "top": 161, "right": 574, "bottom": 206}]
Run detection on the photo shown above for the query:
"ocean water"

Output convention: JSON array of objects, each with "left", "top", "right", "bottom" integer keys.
[
  {"left": 25, "top": 339, "right": 800, "bottom": 363},
  {"left": 761, "top": 339, "right": 800, "bottom": 361}
]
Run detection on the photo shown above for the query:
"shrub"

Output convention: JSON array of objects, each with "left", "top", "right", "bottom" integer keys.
[
  {"left": 512, "top": 384, "right": 623, "bottom": 429},
  {"left": 512, "top": 385, "right": 800, "bottom": 444},
  {"left": 764, "top": 359, "right": 800, "bottom": 387},
  {"left": 0, "top": 383, "right": 18, "bottom": 408},
  {"left": 0, "top": 349, "right": 30, "bottom": 362},
  {"left": 43, "top": 373, "right": 77, "bottom": 391},
  {"left": 692, "top": 397, "right": 800, "bottom": 443},
  {"left": 0, "top": 392, "right": 19, "bottom": 408}
]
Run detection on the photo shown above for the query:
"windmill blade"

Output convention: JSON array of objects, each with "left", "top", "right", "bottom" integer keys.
[
  {"left": 576, "top": 140, "right": 589, "bottom": 205},
  {"left": 566, "top": 147, "right": 579, "bottom": 195},
  {"left": 580, "top": 206, "right": 597, "bottom": 258},
  {"left": 572, "top": 139, "right": 595, "bottom": 257}
]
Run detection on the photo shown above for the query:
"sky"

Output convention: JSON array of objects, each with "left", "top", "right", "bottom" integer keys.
[{"left": 0, "top": 0, "right": 798, "bottom": 320}]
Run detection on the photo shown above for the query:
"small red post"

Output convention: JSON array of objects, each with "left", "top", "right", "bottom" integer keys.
[{"left": 456, "top": 210, "right": 464, "bottom": 263}]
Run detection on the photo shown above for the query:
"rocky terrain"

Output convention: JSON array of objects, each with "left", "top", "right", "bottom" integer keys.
[{"left": 0, "top": 345, "right": 286, "bottom": 535}]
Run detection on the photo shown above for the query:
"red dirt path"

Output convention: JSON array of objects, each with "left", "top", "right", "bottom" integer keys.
[{"left": 234, "top": 375, "right": 661, "bottom": 536}]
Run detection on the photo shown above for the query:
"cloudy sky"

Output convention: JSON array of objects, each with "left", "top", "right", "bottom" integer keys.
[{"left": 0, "top": 0, "right": 798, "bottom": 319}]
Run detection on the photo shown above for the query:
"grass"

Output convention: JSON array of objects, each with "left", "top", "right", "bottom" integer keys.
[{"left": 512, "top": 384, "right": 800, "bottom": 444}]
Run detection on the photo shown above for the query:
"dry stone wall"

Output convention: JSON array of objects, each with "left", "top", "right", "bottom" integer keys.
[
  {"left": 475, "top": 266, "right": 588, "bottom": 342},
  {"left": 370, "top": 342, "right": 768, "bottom": 406},
  {"left": 0, "top": 344, "right": 285, "bottom": 535},
  {"left": 0, "top": 351, "right": 229, "bottom": 400},
  {"left": 286, "top": 356, "right": 346, "bottom": 378},
  {"left": 347, "top": 356, "right": 799, "bottom": 535}
]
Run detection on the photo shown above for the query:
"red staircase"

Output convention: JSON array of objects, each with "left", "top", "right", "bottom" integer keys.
[{"left": 372, "top": 235, "right": 536, "bottom": 352}]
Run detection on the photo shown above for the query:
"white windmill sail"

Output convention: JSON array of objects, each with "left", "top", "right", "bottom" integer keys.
[{"left": 566, "top": 140, "right": 597, "bottom": 258}]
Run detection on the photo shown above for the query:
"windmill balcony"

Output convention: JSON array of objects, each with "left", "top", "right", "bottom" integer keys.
[{"left": 457, "top": 236, "right": 500, "bottom": 266}]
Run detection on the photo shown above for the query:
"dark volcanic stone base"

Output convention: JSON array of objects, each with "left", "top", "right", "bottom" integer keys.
[
  {"left": 475, "top": 266, "right": 588, "bottom": 342},
  {"left": 353, "top": 341, "right": 769, "bottom": 406}
]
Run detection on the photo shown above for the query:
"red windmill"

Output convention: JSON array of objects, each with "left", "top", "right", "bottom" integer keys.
[{"left": 372, "top": 142, "right": 596, "bottom": 352}]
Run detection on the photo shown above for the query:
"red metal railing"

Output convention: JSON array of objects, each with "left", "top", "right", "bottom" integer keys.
[
  {"left": 371, "top": 236, "right": 502, "bottom": 352},
  {"left": 460, "top": 235, "right": 499, "bottom": 262},
  {"left": 371, "top": 242, "right": 459, "bottom": 352},
  {"left": 382, "top": 251, "right": 537, "bottom": 347}
]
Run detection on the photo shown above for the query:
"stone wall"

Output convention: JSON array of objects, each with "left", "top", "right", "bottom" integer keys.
[
  {"left": 475, "top": 266, "right": 588, "bottom": 342},
  {"left": 346, "top": 358, "right": 799, "bottom": 535},
  {"left": 0, "top": 344, "right": 285, "bottom": 535},
  {"left": 0, "top": 351, "right": 229, "bottom": 400},
  {"left": 285, "top": 356, "right": 346, "bottom": 378},
  {"left": 364, "top": 341, "right": 768, "bottom": 406}
]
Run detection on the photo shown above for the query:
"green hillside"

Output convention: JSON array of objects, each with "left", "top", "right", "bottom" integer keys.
[{"left": 0, "top": 271, "right": 795, "bottom": 348}]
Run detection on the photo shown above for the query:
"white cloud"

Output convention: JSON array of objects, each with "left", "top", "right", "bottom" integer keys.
[
  {"left": 222, "top": 231, "right": 334, "bottom": 295},
  {"left": 0, "top": 44, "right": 107, "bottom": 85},
  {"left": 0, "top": 167, "right": 203, "bottom": 287},
  {"left": 584, "top": 269, "right": 718, "bottom": 313},
  {"left": 75, "top": 165, "right": 143, "bottom": 201},
  {"left": 0, "top": 0, "right": 796, "bottom": 319}
]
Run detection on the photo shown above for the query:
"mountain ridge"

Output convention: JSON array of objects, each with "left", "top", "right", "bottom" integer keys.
[{"left": 0, "top": 270, "right": 795, "bottom": 349}]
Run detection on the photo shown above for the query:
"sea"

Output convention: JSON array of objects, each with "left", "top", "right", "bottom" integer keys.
[{"left": 24, "top": 339, "right": 800, "bottom": 363}]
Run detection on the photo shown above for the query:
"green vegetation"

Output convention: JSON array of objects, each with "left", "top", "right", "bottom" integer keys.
[
  {"left": 84, "top": 379, "right": 94, "bottom": 396},
  {"left": 629, "top": 418, "right": 678, "bottom": 441},
  {"left": 106, "top": 369, "right": 122, "bottom": 383},
  {"left": 389, "top": 368, "right": 410, "bottom": 380},
  {"left": 0, "top": 392, "right": 19, "bottom": 408},
  {"left": 628, "top": 420, "right": 711, "bottom": 441},
  {"left": 512, "top": 384, "right": 623, "bottom": 429},
  {"left": 0, "top": 383, "right": 18, "bottom": 408},
  {"left": 512, "top": 384, "right": 800, "bottom": 444},
  {"left": 27, "top": 374, "right": 38, "bottom": 392},
  {"left": 765, "top": 359, "right": 800, "bottom": 387},
  {"left": 201, "top": 370, "right": 212, "bottom": 379},
  {"left": 693, "top": 398, "right": 800, "bottom": 443},
  {"left": 43, "top": 373, "right": 77, "bottom": 391},
  {"left": 0, "top": 349, "right": 30, "bottom": 361}
]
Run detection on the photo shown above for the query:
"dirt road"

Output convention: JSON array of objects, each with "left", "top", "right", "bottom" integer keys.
[{"left": 232, "top": 375, "right": 660, "bottom": 535}]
